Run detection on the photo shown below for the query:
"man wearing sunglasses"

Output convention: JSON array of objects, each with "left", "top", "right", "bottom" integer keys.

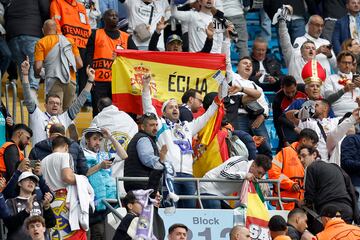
[{"left": 0, "top": 124, "right": 33, "bottom": 181}]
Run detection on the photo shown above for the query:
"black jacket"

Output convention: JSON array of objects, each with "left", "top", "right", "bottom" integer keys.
[{"left": 287, "top": 224, "right": 301, "bottom": 240}]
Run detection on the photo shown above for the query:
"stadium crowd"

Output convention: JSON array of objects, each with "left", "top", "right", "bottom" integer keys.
[{"left": 1, "top": 0, "right": 360, "bottom": 239}]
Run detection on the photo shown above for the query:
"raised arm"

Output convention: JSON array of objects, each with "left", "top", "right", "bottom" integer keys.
[
  {"left": 141, "top": 74, "right": 158, "bottom": 116},
  {"left": 278, "top": 20, "right": 293, "bottom": 68},
  {"left": 101, "top": 128, "right": 127, "bottom": 160},
  {"left": 21, "top": 58, "right": 37, "bottom": 113}
]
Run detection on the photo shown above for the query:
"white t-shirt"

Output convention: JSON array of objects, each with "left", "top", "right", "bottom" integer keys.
[
  {"left": 41, "top": 152, "right": 74, "bottom": 191},
  {"left": 30, "top": 107, "right": 73, "bottom": 146},
  {"left": 123, "top": 0, "right": 170, "bottom": 50},
  {"left": 172, "top": 8, "right": 224, "bottom": 53},
  {"left": 221, "top": 0, "right": 244, "bottom": 17}
]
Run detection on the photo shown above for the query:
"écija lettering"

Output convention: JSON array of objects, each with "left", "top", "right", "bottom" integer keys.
[
  {"left": 168, "top": 73, "right": 207, "bottom": 93},
  {"left": 193, "top": 217, "right": 220, "bottom": 225}
]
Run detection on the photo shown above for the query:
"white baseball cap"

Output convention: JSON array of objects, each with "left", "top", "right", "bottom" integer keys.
[{"left": 18, "top": 171, "right": 39, "bottom": 183}]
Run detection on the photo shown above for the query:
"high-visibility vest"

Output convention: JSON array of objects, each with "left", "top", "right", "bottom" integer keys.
[
  {"left": 0, "top": 142, "right": 24, "bottom": 173},
  {"left": 93, "top": 29, "right": 129, "bottom": 82},
  {"left": 50, "top": 0, "right": 91, "bottom": 48},
  {"left": 268, "top": 142, "right": 304, "bottom": 210},
  {"left": 316, "top": 218, "right": 360, "bottom": 240}
]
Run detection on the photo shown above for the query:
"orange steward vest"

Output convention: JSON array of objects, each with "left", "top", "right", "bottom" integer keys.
[
  {"left": 316, "top": 218, "right": 360, "bottom": 240},
  {"left": 93, "top": 29, "right": 129, "bottom": 82},
  {"left": 0, "top": 142, "right": 24, "bottom": 173}
]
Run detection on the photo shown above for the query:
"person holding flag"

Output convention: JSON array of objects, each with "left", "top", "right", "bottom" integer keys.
[{"left": 141, "top": 73, "right": 238, "bottom": 208}]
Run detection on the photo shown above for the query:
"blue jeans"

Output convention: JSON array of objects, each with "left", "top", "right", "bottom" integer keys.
[
  {"left": 8, "top": 35, "right": 40, "bottom": 90},
  {"left": 287, "top": 19, "right": 306, "bottom": 44},
  {"left": 99, "top": 0, "right": 118, "bottom": 14},
  {"left": 0, "top": 38, "right": 11, "bottom": 76},
  {"left": 201, "top": 193, "right": 222, "bottom": 209},
  {"left": 259, "top": 9, "right": 272, "bottom": 43},
  {"left": 232, "top": 114, "right": 272, "bottom": 158},
  {"left": 173, "top": 172, "right": 196, "bottom": 208}
]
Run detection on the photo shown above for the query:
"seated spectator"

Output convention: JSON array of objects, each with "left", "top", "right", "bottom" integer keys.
[
  {"left": 332, "top": 0, "right": 360, "bottom": 55},
  {"left": 229, "top": 225, "right": 250, "bottom": 240},
  {"left": 82, "top": 127, "right": 127, "bottom": 237},
  {"left": 148, "top": 17, "right": 214, "bottom": 53},
  {"left": 0, "top": 124, "right": 32, "bottom": 181},
  {"left": 273, "top": 76, "right": 307, "bottom": 150},
  {"left": 124, "top": 113, "right": 166, "bottom": 193},
  {"left": 322, "top": 51, "right": 360, "bottom": 117},
  {"left": 268, "top": 128, "right": 319, "bottom": 210},
  {"left": 293, "top": 99, "right": 360, "bottom": 161},
  {"left": 249, "top": 37, "right": 283, "bottom": 92},
  {"left": 21, "top": 58, "right": 94, "bottom": 145},
  {"left": 277, "top": 7, "right": 317, "bottom": 84},
  {"left": 29, "top": 123, "right": 88, "bottom": 175},
  {"left": 34, "top": 19, "right": 83, "bottom": 112},
  {"left": 25, "top": 216, "right": 47, "bottom": 240},
  {"left": 316, "top": 205, "right": 360, "bottom": 240},
  {"left": 268, "top": 215, "right": 291, "bottom": 240},
  {"left": 287, "top": 208, "right": 313, "bottom": 240},
  {"left": 85, "top": 9, "right": 138, "bottom": 117},
  {"left": 119, "top": 0, "right": 170, "bottom": 50},
  {"left": 294, "top": 15, "right": 337, "bottom": 79},
  {"left": 167, "top": 223, "right": 188, "bottom": 240},
  {"left": 199, "top": 154, "right": 272, "bottom": 209},
  {"left": 299, "top": 145, "right": 360, "bottom": 233},
  {"left": 112, "top": 190, "right": 142, "bottom": 240},
  {"left": 179, "top": 89, "right": 203, "bottom": 122},
  {"left": 5, "top": 172, "right": 55, "bottom": 240}
]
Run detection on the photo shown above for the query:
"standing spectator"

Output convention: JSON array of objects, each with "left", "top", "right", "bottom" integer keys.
[
  {"left": 141, "top": 74, "right": 223, "bottom": 208},
  {"left": 322, "top": 51, "right": 360, "bottom": 117},
  {"left": 6, "top": 172, "right": 55, "bottom": 240},
  {"left": 249, "top": 37, "right": 283, "bottom": 92},
  {"left": 98, "top": 0, "right": 117, "bottom": 18},
  {"left": 0, "top": 124, "right": 32, "bottom": 181},
  {"left": 268, "top": 128, "right": 319, "bottom": 210},
  {"left": 25, "top": 216, "right": 47, "bottom": 240},
  {"left": 269, "top": 216, "right": 292, "bottom": 240},
  {"left": 85, "top": 0, "right": 101, "bottom": 30},
  {"left": 341, "top": 128, "right": 360, "bottom": 208},
  {"left": 0, "top": 2, "right": 11, "bottom": 77},
  {"left": 41, "top": 136, "right": 88, "bottom": 239},
  {"left": 221, "top": 0, "right": 248, "bottom": 57},
  {"left": 272, "top": 76, "right": 307, "bottom": 150},
  {"left": 278, "top": 10, "right": 317, "bottom": 84},
  {"left": 82, "top": 127, "right": 127, "bottom": 239},
  {"left": 264, "top": 0, "right": 317, "bottom": 43},
  {"left": 299, "top": 145, "right": 360, "bottom": 230},
  {"left": 230, "top": 225, "right": 250, "bottom": 240},
  {"left": 294, "top": 15, "right": 337, "bottom": 79},
  {"left": 21, "top": 58, "right": 94, "bottom": 145},
  {"left": 29, "top": 123, "right": 88, "bottom": 175},
  {"left": 34, "top": 19, "right": 83, "bottom": 111},
  {"left": 124, "top": 113, "right": 167, "bottom": 193},
  {"left": 119, "top": 0, "right": 170, "bottom": 50},
  {"left": 316, "top": 205, "right": 360, "bottom": 240},
  {"left": 318, "top": 0, "right": 347, "bottom": 41},
  {"left": 5, "top": 0, "right": 49, "bottom": 97},
  {"left": 332, "top": 0, "right": 360, "bottom": 54},
  {"left": 167, "top": 223, "right": 188, "bottom": 240},
  {"left": 200, "top": 155, "right": 272, "bottom": 209},
  {"left": 287, "top": 208, "right": 313, "bottom": 240},
  {"left": 86, "top": 9, "right": 137, "bottom": 116},
  {"left": 179, "top": 89, "right": 203, "bottom": 122},
  {"left": 50, "top": 0, "right": 92, "bottom": 100}
]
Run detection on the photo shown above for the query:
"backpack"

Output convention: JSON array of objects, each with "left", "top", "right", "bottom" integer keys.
[{"left": 225, "top": 130, "right": 249, "bottom": 158}]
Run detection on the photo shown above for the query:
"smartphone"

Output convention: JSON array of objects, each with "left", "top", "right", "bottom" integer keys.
[
  {"left": 353, "top": 74, "right": 360, "bottom": 81},
  {"left": 30, "top": 160, "right": 39, "bottom": 168},
  {"left": 327, "top": 44, "right": 332, "bottom": 49},
  {"left": 108, "top": 157, "right": 115, "bottom": 163}
]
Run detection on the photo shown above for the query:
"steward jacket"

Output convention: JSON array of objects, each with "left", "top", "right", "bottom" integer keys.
[
  {"left": 268, "top": 142, "right": 304, "bottom": 210},
  {"left": 0, "top": 141, "right": 24, "bottom": 181},
  {"left": 316, "top": 218, "right": 360, "bottom": 240}
]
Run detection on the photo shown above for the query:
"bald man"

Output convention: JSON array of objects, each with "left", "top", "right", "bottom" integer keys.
[
  {"left": 34, "top": 19, "right": 83, "bottom": 111},
  {"left": 230, "top": 225, "right": 250, "bottom": 240},
  {"left": 293, "top": 15, "right": 337, "bottom": 78}
]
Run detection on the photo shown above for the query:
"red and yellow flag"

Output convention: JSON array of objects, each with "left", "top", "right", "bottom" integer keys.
[{"left": 111, "top": 50, "right": 226, "bottom": 115}]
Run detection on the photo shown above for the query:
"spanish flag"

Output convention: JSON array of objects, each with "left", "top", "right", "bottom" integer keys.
[{"left": 112, "top": 50, "right": 226, "bottom": 115}]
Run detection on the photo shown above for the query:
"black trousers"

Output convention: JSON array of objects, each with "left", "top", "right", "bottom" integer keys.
[{"left": 91, "top": 81, "right": 112, "bottom": 117}]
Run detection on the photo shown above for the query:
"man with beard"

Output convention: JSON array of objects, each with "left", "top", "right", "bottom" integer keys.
[
  {"left": 85, "top": 9, "right": 138, "bottom": 116},
  {"left": 82, "top": 127, "right": 127, "bottom": 238},
  {"left": 0, "top": 124, "right": 32, "bottom": 181},
  {"left": 272, "top": 76, "right": 307, "bottom": 150}
]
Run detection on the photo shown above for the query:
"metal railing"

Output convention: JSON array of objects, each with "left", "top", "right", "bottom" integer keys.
[
  {"left": 5, "top": 80, "right": 17, "bottom": 123},
  {"left": 103, "top": 176, "right": 298, "bottom": 221}
]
